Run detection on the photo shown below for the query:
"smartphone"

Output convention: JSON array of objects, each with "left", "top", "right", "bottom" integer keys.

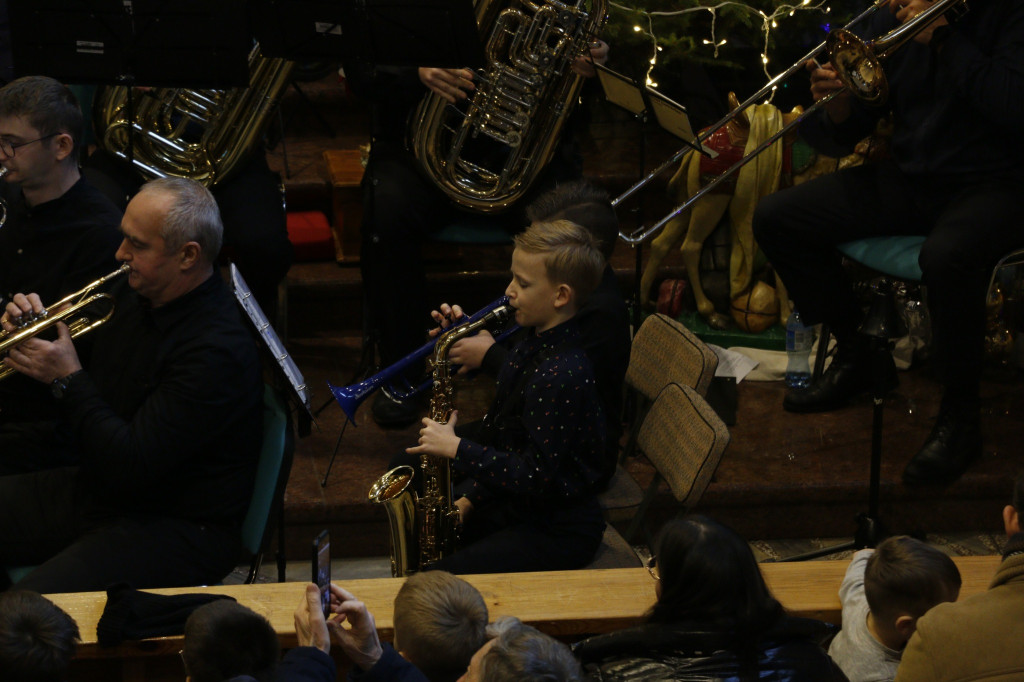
[{"left": 312, "top": 530, "right": 331, "bottom": 618}]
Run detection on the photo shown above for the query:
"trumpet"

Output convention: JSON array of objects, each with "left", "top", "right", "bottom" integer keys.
[
  {"left": 329, "top": 297, "right": 519, "bottom": 422},
  {"left": 0, "top": 264, "right": 130, "bottom": 381},
  {"left": 614, "top": 0, "right": 968, "bottom": 245}
]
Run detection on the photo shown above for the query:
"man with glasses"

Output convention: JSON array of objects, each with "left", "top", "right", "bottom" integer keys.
[{"left": 0, "top": 75, "right": 121, "bottom": 466}]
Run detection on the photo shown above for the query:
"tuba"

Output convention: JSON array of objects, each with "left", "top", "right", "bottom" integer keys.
[
  {"left": 92, "top": 46, "right": 295, "bottom": 187},
  {"left": 410, "top": 0, "right": 608, "bottom": 213},
  {"left": 369, "top": 303, "right": 513, "bottom": 576},
  {"left": 0, "top": 264, "right": 129, "bottom": 382}
]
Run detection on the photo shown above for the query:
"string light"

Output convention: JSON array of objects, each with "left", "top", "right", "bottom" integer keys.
[{"left": 610, "top": 0, "right": 833, "bottom": 91}]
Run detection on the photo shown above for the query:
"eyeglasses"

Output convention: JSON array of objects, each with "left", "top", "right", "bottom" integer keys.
[
  {"left": 179, "top": 648, "right": 189, "bottom": 676},
  {"left": 0, "top": 132, "right": 59, "bottom": 158},
  {"left": 645, "top": 554, "right": 660, "bottom": 581}
]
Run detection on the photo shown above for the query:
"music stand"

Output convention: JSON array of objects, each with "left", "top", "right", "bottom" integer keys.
[
  {"left": 231, "top": 264, "right": 314, "bottom": 437},
  {"left": 252, "top": 0, "right": 484, "bottom": 68},
  {"left": 9, "top": 0, "right": 250, "bottom": 87},
  {"left": 595, "top": 63, "right": 649, "bottom": 119}
]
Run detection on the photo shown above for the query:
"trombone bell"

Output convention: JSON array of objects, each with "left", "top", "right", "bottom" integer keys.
[{"left": 828, "top": 29, "right": 888, "bottom": 105}]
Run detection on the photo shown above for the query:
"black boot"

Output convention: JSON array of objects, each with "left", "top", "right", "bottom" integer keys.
[
  {"left": 783, "top": 344, "right": 897, "bottom": 413},
  {"left": 903, "top": 409, "right": 982, "bottom": 485}
]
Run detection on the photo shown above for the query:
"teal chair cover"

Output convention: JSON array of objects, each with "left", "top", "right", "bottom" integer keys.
[
  {"left": 838, "top": 236, "right": 925, "bottom": 282},
  {"left": 433, "top": 216, "right": 513, "bottom": 244}
]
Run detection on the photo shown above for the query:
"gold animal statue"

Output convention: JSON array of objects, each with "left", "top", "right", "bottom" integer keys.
[
  {"left": 640, "top": 94, "right": 891, "bottom": 332},
  {"left": 639, "top": 93, "right": 803, "bottom": 331}
]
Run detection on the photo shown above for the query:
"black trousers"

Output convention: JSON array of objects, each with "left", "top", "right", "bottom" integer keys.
[
  {"left": 425, "top": 499, "right": 604, "bottom": 575},
  {"left": 753, "top": 160, "right": 1024, "bottom": 404},
  {"left": 0, "top": 467, "right": 240, "bottom": 593},
  {"left": 388, "top": 440, "right": 604, "bottom": 575}
]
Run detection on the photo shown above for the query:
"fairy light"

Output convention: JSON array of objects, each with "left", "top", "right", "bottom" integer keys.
[{"left": 611, "top": 0, "right": 833, "bottom": 87}]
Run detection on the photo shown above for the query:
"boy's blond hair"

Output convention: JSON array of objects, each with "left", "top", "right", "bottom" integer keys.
[
  {"left": 512, "top": 219, "right": 605, "bottom": 306},
  {"left": 864, "top": 536, "right": 961, "bottom": 624},
  {"left": 393, "top": 571, "right": 488, "bottom": 680}
]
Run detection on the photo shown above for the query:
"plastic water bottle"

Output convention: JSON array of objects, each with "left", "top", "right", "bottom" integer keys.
[{"left": 785, "top": 309, "right": 814, "bottom": 389}]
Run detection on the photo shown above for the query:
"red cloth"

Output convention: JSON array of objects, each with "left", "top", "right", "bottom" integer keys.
[{"left": 287, "top": 211, "right": 334, "bottom": 261}]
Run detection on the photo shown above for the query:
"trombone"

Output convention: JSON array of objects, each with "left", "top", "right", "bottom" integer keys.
[
  {"left": 614, "top": 0, "right": 967, "bottom": 245},
  {"left": 0, "top": 264, "right": 130, "bottom": 381}
]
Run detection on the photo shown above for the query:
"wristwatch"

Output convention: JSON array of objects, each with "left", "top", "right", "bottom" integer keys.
[{"left": 51, "top": 370, "right": 83, "bottom": 399}]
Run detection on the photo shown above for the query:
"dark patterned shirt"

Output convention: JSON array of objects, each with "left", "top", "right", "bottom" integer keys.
[{"left": 453, "top": 318, "right": 605, "bottom": 512}]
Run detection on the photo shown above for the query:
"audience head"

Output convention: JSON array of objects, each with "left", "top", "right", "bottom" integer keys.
[
  {"left": 526, "top": 180, "right": 619, "bottom": 260},
  {"left": 0, "top": 76, "right": 83, "bottom": 166},
  {"left": 864, "top": 536, "right": 961, "bottom": 643},
  {"left": 458, "top": 617, "right": 581, "bottom": 682},
  {"left": 0, "top": 591, "right": 80, "bottom": 682},
  {"left": 393, "top": 571, "right": 489, "bottom": 682},
  {"left": 511, "top": 219, "right": 604, "bottom": 314},
  {"left": 182, "top": 600, "right": 279, "bottom": 682},
  {"left": 647, "top": 516, "right": 783, "bottom": 639},
  {"left": 1004, "top": 470, "right": 1024, "bottom": 538}
]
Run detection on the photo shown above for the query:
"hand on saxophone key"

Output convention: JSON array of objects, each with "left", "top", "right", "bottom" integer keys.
[
  {"left": 428, "top": 302, "right": 466, "bottom": 337},
  {"left": 406, "top": 411, "right": 461, "bottom": 459}
]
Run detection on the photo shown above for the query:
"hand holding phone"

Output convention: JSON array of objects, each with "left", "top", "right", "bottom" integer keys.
[{"left": 312, "top": 530, "right": 331, "bottom": 618}]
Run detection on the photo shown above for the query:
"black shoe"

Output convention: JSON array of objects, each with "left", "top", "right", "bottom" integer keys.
[
  {"left": 371, "top": 391, "right": 420, "bottom": 428},
  {"left": 903, "top": 414, "right": 981, "bottom": 485},
  {"left": 783, "top": 351, "right": 897, "bottom": 413}
]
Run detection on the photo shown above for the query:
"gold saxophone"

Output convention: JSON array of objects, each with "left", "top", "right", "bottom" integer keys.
[
  {"left": 92, "top": 45, "right": 294, "bottom": 187},
  {"left": 410, "top": 0, "right": 608, "bottom": 213},
  {"left": 370, "top": 303, "right": 512, "bottom": 576}
]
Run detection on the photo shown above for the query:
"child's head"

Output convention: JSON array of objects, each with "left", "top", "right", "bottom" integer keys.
[
  {"left": 525, "top": 181, "right": 619, "bottom": 260},
  {"left": 864, "top": 536, "right": 961, "bottom": 644},
  {"left": 507, "top": 219, "right": 604, "bottom": 332},
  {"left": 393, "top": 571, "right": 489, "bottom": 682}
]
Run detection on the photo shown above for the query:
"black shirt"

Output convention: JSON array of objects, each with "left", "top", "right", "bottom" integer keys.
[
  {"left": 481, "top": 265, "right": 631, "bottom": 484},
  {"left": 801, "top": 0, "right": 1024, "bottom": 176},
  {"left": 455, "top": 318, "right": 606, "bottom": 518},
  {"left": 0, "top": 176, "right": 122, "bottom": 422},
  {"left": 60, "top": 273, "right": 263, "bottom": 528}
]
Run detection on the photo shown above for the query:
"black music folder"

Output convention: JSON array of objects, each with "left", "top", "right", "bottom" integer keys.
[{"left": 9, "top": 0, "right": 250, "bottom": 87}]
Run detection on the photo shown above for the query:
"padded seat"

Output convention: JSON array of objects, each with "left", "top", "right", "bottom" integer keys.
[
  {"left": 838, "top": 236, "right": 925, "bottom": 282},
  {"left": 432, "top": 216, "right": 513, "bottom": 245}
]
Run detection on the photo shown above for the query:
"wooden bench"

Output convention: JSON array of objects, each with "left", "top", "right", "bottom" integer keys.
[{"left": 51, "top": 557, "right": 1001, "bottom": 682}]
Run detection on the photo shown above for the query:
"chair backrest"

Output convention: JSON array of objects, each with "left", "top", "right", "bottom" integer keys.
[
  {"left": 241, "top": 385, "right": 292, "bottom": 562},
  {"left": 626, "top": 314, "right": 719, "bottom": 398},
  {"left": 637, "top": 383, "right": 730, "bottom": 507}
]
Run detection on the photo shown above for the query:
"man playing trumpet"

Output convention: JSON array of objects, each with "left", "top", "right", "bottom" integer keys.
[{"left": 0, "top": 178, "right": 263, "bottom": 593}]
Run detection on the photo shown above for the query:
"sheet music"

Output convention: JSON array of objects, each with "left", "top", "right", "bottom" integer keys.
[
  {"left": 595, "top": 64, "right": 647, "bottom": 116},
  {"left": 230, "top": 264, "right": 312, "bottom": 417}
]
